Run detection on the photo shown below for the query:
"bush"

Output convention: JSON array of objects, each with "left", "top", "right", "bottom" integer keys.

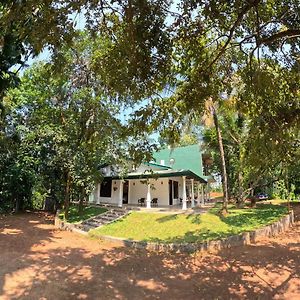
[
  {"left": 0, "top": 198, "right": 14, "bottom": 213},
  {"left": 31, "top": 191, "right": 47, "bottom": 209}
]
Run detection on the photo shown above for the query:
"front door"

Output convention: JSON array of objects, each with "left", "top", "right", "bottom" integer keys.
[
  {"left": 123, "top": 181, "right": 129, "bottom": 204},
  {"left": 169, "top": 180, "right": 173, "bottom": 205}
]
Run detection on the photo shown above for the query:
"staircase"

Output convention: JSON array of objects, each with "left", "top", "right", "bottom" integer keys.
[{"left": 75, "top": 208, "right": 128, "bottom": 232}]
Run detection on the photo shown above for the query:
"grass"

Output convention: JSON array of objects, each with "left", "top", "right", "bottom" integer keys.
[
  {"left": 89, "top": 203, "right": 288, "bottom": 243},
  {"left": 266, "top": 198, "right": 300, "bottom": 205},
  {"left": 59, "top": 205, "right": 108, "bottom": 224}
]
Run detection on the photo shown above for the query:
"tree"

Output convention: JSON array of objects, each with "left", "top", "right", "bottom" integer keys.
[
  {"left": 1, "top": 1, "right": 299, "bottom": 97},
  {"left": 3, "top": 32, "right": 131, "bottom": 216},
  {"left": 202, "top": 58, "right": 300, "bottom": 206},
  {"left": 1, "top": 1, "right": 300, "bottom": 213}
]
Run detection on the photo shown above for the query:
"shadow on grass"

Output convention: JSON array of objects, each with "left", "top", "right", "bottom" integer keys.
[
  {"left": 148, "top": 212, "right": 204, "bottom": 224},
  {"left": 186, "top": 213, "right": 202, "bottom": 225},
  {"left": 143, "top": 228, "right": 232, "bottom": 244},
  {"left": 139, "top": 204, "right": 287, "bottom": 244},
  {"left": 156, "top": 214, "right": 179, "bottom": 223},
  {"left": 220, "top": 204, "right": 288, "bottom": 228}
]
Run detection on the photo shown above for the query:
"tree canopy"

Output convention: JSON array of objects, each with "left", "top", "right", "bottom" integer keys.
[{"left": 0, "top": 0, "right": 299, "bottom": 212}]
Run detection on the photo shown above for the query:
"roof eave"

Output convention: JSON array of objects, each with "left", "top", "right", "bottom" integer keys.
[{"left": 105, "top": 169, "right": 207, "bottom": 183}]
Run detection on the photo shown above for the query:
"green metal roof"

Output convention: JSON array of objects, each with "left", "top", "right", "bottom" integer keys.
[
  {"left": 103, "top": 144, "right": 207, "bottom": 183},
  {"left": 143, "top": 162, "right": 172, "bottom": 170},
  {"left": 152, "top": 144, "right": 204, "bottom": 178}
]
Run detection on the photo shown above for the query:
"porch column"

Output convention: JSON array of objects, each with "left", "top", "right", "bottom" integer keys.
[
  {"left": 207, "top": 184, "right": 211, "bottom": 202},
  {"left": 205, "top": 184, "right": 209, "bottom": 202},
  {"left": 191, "top": 179, "right": 195, "bottom": 208},
  {"left": 118, "top": 180, "right": 124, "bottom": 207},
  {"left": 201, "top": 184, "right": 205, "bottom": 206},
  {"left": 146, "top": 182, "right": 151, "bottom": 208},
  {"left": 197, "top": 183, "right": 200, "bottom": 206},
  {"left": 128, "top": 180, "right": 131, "bottom": 204},
  {"left": 96, "top": 183, "right": 100, "bottom": 204},
  {"left": 182, "top": 176, "right": 187, "bottom": 210}
]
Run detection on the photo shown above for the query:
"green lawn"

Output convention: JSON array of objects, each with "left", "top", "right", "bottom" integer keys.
[
  {"left": 266, "top": 199, "right": 300, "bottom": 205},
  {"left": 89, "top": 203, "right": 288, "bottom": 243},
  {"left": 59, "top": 205, "right": 108, "bottom": 223}
]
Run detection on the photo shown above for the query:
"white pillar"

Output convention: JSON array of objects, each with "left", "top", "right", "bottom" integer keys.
[
  {"left": 118, "top": 180, "right": 124, "bottom": 207},
  {"left": 89, "top": 193, "right": 94, "bottom": 203},
  {"left": 128, "top": 181, "right": 131, "bottom": 204},
  {"left": 96, "top": 183, "right": 100, "bottom": 204},
  {"left": 146, "top": 182, "right": 151, "bottom": 208},
  {"left": 201, "top": 184, "right": 205, "bottom": 206},
  {"left": 197, "top": 183, "right": 200, "bottom": 206},
  {"left": 182, "top": 176, "right": 187, "bottom": 210},
  {"left": 191, "top": 179, "right": 195, "bottom": 208},
  {"left": 205, "top": 184, "right": 209, "bottom": 202},
  {"left": 208, "top": 184, "right": 210, "bottom": 202}
]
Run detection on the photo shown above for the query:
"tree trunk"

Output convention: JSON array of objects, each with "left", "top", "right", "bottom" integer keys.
[
  {"left": 236, "top": 168, "right": 244, "bottom": 208},
  {"left": 212, "top": 106, "right": 229, "bottom": 215},
  {"left": 236, "top": 113, "right": 246, "bottom": 208},
  {"left": 250, "top": 196, "right": 256, "bottom": 208},
  {"left": 78, "top": 186, "right": 85, "bottom": 216},
  {"left": 285, "top": 169, "right": 291, "bottom": 212},
  {"left": 15, "top": 198, "right": 20, "bottom": 213},
  {"left": 64, "top": 171, "right": 71, "bottom": 220}
]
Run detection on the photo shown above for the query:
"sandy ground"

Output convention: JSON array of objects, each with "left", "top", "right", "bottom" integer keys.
[{"left": 0, "top": 204, "right": 300, "bottom": 300}]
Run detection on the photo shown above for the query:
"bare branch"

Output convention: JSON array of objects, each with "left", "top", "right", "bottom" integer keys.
[
  {"left": 258, "top": 29, "right": 300, "bottom": 46},
  {"left": 206, "top": 0, "right": 261, "bottom": 70}
]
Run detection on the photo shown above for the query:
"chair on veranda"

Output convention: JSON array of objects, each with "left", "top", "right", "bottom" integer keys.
[
  {"left": 151, "top": 198, "right": 158, "bottom": 207},
  {"left": 138, "top": 197, "right": 145, "bottom": 206}
]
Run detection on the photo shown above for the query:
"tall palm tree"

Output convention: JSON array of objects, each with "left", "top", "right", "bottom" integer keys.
[{"left": 202, "top": 98, "right": 229, "bottom": 214}]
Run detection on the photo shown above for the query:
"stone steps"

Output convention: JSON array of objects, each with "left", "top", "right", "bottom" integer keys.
[
  {"left": 85, "top": 220, "right": 105, "bottom": 227},
  {"left": 77, "top": 208, "right": 128, "bottom": 232}
]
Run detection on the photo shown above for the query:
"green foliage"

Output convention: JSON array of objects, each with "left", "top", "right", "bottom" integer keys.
[
  {"left": 289, "top": 185, "right": 297, "bottom": 201},
  {"left": 287, "top": 163, "right": 300, "bottom": 196},
  {"left": 30, "top": 180, "right": 48, "bottom": 210},
  {"left": 273, "top": 180, "right": 289, "bottom": 200},
  {"left": 177, "top": 132, "right": 200, "bottom": 147},
  {"left": 1, "top": 1, "right": 299, "bottom": 214},
  {"left": 1, "top": 32, "right": 133, "bottom": 212},
  {"left": 200, "top": 57, "right": 300, "bottom": 204},
  {"left": 272, "top": 180, "right": 297, "bottom": 201},
  {"left": 0, "top": 130, "right": 38, "bottom": 212},
  {"left": 31, "top": 190, "right": 47, "bottom": 210},
  {"left": 210, "top": 186, "right": 223, "bottom": 193}
]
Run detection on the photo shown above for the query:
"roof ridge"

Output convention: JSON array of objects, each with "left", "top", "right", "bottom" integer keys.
[{"left": 158, "top": 143, "right": 200, "bottom": 152}]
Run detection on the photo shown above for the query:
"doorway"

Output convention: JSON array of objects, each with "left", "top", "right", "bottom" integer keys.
[
  {"left": 123, "top": 181, "right": 129, "bottom": 204},
  {"left": 169, "top": 180, "right": 173, "bottom": 205}
]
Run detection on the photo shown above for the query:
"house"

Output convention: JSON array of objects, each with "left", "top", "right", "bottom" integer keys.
[{"left": 89, "top": 144, "right": 209, "bottom": 210}]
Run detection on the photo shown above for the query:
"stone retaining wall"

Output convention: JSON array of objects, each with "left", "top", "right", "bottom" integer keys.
[
  {"left": 55, "top": 213, "right": 88, "bottom": 235},
  {"left": 55, "top": 210, "right": 294, "bottom": 253}
]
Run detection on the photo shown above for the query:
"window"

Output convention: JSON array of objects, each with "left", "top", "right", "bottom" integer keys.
[
  {"left": 173, "top": 181, "right": 179, "bottom": 199},
  {"left": 100, "top": 180, "right": 112, "bottom": 197}
]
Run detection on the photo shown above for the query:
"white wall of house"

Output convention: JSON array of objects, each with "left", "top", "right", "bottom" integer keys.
[
  {"left": 111, "top": 180, "right": 122, "bottom": 204},
  {"left": 89, "top": 182, "right": 114, "bottom": 205},
  {"left": 168, "top": 176, "right": 183, "bottom": 205},
  {"left": 128, "top": 178, "right": 170, "bottom": 206},
  {"left": 89, "top": 184, "right": 99, "bottom": 203},
  {"left": 89, "top": 176, "right": 206, "bottom": 207},
  {"left": 93, "top": 180, "right": 122, "bottom": 205}
]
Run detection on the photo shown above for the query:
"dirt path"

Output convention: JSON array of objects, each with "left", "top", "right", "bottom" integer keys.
[{"left": 0, "top": 205, "right": 300, "bottom": 300}]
